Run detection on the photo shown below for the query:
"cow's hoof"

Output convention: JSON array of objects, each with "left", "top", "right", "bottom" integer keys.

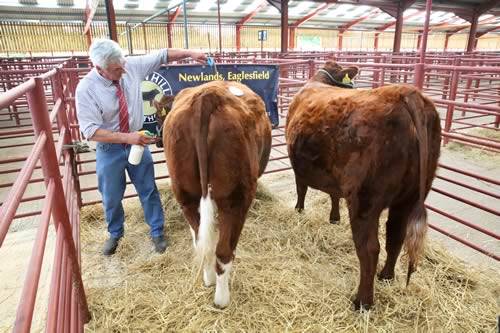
[
  {"left": 214, "top": 294, "right": 230, "bottom": 309},
  {"left": 213, "top": 301, "right": 229, "bottom": 309},
  {"left": 295, "top": 207, "right": 304, "bottom": 213},
  {"left": 378, "top": 271, "right": 395, "bottom": 281},
  {"left": 352, "top": 297, "right": 373, "bottom": 311},
  {"left": 330, "top": 219, "right": 340, "bottom": 225}
]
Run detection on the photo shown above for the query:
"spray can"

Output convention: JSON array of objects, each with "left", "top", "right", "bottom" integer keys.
[{"left": 128, "top": 130, "right": 155, "bottom": 165}]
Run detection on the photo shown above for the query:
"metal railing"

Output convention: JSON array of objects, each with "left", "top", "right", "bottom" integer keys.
[
  {"left": 0, "top": 61, "right": 90, "bottom": 331},
  {"left": 0, "top": 52, "right": 498, "bottom": 331}
]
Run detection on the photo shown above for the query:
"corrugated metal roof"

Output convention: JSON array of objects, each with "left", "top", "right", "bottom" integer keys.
[
  {"left": 56, "top": 0, "right": 74, "bottom": 6},
  {"left": 0, "top": 0, "right": 498, "bottom": 34},
  {"left": 18, "top": 0, "right": 37, "bottom": 5}
]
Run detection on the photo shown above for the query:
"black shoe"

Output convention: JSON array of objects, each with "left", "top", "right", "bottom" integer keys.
[
  {"left": 103, "top": 237, "right": 120, "bottom": 256},
  {"left": 152, "top": 235, "right": 168, "bottom": 253}
]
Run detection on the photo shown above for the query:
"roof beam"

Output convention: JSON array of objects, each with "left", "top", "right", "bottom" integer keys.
[
  {"left": 266, "top": 0, "right": 281, "bottom": 12},
  {"left": 169, "top": 5, "right": 181, "bottom": 23},
  {"left": 130, "top": 1, "right": 183, "bottom": 30},
  {"left": 478, "top": 0, "right": 500, "bottom": 14},
  {"left": 337, "top": 7, "right": 380, "bottom": 51},
  {"left": 409, "top": 14, "right": 487, "bottom": 33},
  {"left": 476, "top": 25, "right": 500, "bottom": 37},
  {"left": 339, "top": 8, "right": 380, "bottom": 31},
  {"left": 416, "top": 5, "right": 470, "bottom": 17},
  {"left": 308, "top": 0, "right": 401, "bottom": 18},
  {"left": 238, "top": 0, "right": 267, "bottom": 25},
  {"left": 167, "top": 6, "right": 180, "bottom": 48},
  {"left": 427, "top": 16, "right": 461, "bottom": 31},
  {"left": 236, "top": 0, "right": 267, "bottom": 51},
  {"left": 375, "top": 9, "right": 423, "bottom": 31},
  {"left": 382, "top": 0, "right": 416, "bottom": 18},
  {"left": 289, "top": 3, "right": 334, "bottom": 49},
  {"left": 448, "top": 15, "right": 498, "bottom": 34},
  {"left": 83, "top": 0, "right": 99, "bottom": 35},
  {"left": 455, "top": 0, "right": 500, "bottom": 23},
  {"left": 309, "top": 0, "right": 398, "bottom": 11},
  {"left": 291, "top": 3, "right": 335, "bottom": 27}
]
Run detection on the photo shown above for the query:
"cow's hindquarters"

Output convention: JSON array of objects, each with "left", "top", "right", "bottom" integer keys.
[
  {"left": 165, "top": 81, "right": 270, "bottom": 309},
  {"left": 193, "top": 89, "right": 256, "bottom": 309}
]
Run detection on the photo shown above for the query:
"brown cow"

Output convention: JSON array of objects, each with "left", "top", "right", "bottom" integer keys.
[
  {"left": 162, "top": 80, "right": 272, "bottom": 308},
  {"left": 286, "top": 61, "right": 441, "bottom": 309}
]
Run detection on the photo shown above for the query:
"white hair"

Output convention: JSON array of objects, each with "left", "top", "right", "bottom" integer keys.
[{"left": 89, "top": 39, "right": 125, "bottom": 70}]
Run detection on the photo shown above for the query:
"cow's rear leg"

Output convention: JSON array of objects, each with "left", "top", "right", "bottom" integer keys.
[
  {"left": 177, "top": 190, "right": 201, "bottom": 250},
  {"left": 329, "top": 194, "right": 340, "bottom": 224},
  {"left": 294, "top": 177, "right": 308, "bottom": 212},
  {"left": 349, "top": 204, "right": 382, "bottom": 310},
  {"left": 213, "top": 193, "right": 251, "bottom": 308},
  {"left": 379, "top": 201, "right": 413, "bottom": 280}
]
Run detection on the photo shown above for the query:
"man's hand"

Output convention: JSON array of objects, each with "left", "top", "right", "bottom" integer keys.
[
  {"left": 91, "top": 129, "right": 157, "bottom": 145},
  {"left": 126, "top": 132, "right": 156, "bottom": 146},
  {"left": 167, "top": 49, "right": 208, "bottom": 64},
  {"left": 189, "top": 50, "right": 208, "bottom": 64}
]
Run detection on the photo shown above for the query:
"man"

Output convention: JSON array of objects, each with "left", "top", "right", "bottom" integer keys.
[{"left": 76, "top": 39, "right": 207, "bottom": 255}]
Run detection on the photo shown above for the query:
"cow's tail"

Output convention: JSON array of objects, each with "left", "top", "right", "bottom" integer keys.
[
  {"left": 194, "top": 90, "right": 219, "bottom": 279},
  {"left": 403, "top": 91, "right": 429, "bottom": 286}
]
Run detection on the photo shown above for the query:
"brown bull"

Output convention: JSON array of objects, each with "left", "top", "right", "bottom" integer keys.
[
  {"left": 162, "top": 81, "right": 272, "bottom": 308},
  {"left": 286, "top": 61, "right": 441, "bottom": 309}
]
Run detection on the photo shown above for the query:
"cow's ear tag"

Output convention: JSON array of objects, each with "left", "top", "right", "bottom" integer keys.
[
  {"left": 229, "top": 86, "right": 244, "bottom": 96},
  {"left": 342, "top": 73, "right": 351, "bottom": 84}
]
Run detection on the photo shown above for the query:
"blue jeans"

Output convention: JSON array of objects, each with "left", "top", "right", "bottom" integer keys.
[{"left": 96, "top": 143, "right": 164, "bottom": 239}]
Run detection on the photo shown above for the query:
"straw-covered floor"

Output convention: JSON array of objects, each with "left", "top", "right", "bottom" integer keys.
[{"left": 81, "top": 182, "right": 500, "bottom": 332}]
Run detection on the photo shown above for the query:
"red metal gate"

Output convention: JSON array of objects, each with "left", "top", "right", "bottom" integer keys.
[
  {"left": 0, "top": 52, "right": 498, "bottom": 331},
  {"left": 0, "top": 60, "right": 90, "bottom": 332}
]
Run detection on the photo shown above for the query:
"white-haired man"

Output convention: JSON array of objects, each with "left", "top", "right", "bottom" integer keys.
[{"left": 76, "top": 39, "right": 207, "bottom": 255}]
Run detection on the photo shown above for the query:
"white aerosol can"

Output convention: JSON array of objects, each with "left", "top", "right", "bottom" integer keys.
[
  {"left": 128, "top": 130, "right": 154, "bottom": 165},
  {"left": 128, "top": 144, "right": 145, "bottom": 165}
]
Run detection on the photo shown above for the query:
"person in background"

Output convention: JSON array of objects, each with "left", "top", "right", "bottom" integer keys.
[{"left": 76, "top": 39, "right": 207, "bottom": 255}]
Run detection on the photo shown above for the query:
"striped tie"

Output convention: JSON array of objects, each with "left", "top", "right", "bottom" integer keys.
[{"left": 113, "top": 80, "right": 129, "bottom": 133}]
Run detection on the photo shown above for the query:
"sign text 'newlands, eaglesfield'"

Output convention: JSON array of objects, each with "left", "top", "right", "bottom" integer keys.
[
  {"left": 178, "top": 70, "right": 271, "bottom": 83},
  {"left": 141, "top": 64, "right": 280, "bottom": 134}
]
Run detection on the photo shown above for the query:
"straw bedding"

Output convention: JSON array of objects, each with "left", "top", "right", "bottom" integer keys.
[{"left": 81, "top": 182, "right": 500, "bottom": 332}]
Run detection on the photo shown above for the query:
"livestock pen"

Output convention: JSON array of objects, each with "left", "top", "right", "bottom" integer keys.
[{"left": 0, "top": 52, "right": 498, "bottom": 331}]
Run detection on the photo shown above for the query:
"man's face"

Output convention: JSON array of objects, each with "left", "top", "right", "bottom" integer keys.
[{"left": 96, "top": 61, "right": 126, "bottom": 81}]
